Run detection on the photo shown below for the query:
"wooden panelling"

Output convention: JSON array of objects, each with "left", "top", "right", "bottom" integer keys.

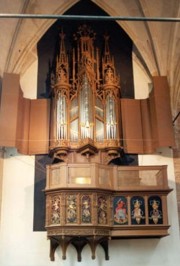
[
  {"left": 0, "top": 73, "right": 50, "bottom": 154},
  {"left": 28, "top": 99, "right": 50, "bottom": 154},
  {"left": 121, "top": 76, "right": 175, "bottom": 154},
  {"left": 0, "top": 73, "right": 21, "bottom": 147},
  {"left": 121, "top": 99, "right": 144, "bottom": 153},
  {"left": 0, "top": 74, "right": 175, "bottom": 155},
  {"left": 151, "top": 76, "right": 175, "bottom": 147},
  {"left": 16, "top": 98, "right": 30, "bottom": 154},
  {"left": 140, "top": 99, "right": 155, "bottom": 153}
]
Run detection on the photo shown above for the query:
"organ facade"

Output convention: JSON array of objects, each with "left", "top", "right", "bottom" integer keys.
[{"left": 49, "top": 25, "right": 121, "bottom": 162}]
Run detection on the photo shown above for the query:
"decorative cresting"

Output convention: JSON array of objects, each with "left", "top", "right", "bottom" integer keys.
[
  {"left": 45, "top": 164, "right": 172, "bottom": 261},
  {"left": 49, "top": 25, "right": 121, "bottom": 160}
]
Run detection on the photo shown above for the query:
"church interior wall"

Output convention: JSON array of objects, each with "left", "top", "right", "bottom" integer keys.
[
  {"left": 0, "top": 51, "right": 180, "bottom": 266},
  {"left": 0, "top": 1, "right": 179, "bottom": 264}
]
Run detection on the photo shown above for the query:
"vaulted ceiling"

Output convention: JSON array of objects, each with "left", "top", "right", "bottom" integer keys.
[{"left": 0, "top": 0, "right": 179, "bottom": 143}]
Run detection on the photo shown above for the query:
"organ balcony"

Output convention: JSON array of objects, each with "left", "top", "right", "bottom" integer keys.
[{"left": 45, "top": 163, "right": 172, "bottom": 261}]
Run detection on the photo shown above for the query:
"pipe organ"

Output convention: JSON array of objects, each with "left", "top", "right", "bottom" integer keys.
[
  {"left": 49, "top": 25, "right": 121, "bottom": 160},
  {"left": 0, "top": 24, "right": 174, "bottom": 263},
  {"left": 0, "top": 10, "right": 174, "bottom": 261},
  {"left": 44, "top": 25, "right": 172, "bottom": 261}
]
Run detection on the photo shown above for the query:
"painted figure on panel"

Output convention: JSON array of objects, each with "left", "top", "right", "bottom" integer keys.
[
  {"left": 114, "top": 197, "right": 128, "bottom": 225},
  {"left": 66, "top": 195, "right": 77, "bottom": 223},
  {"left": 51, "top": 196, "right": 60, "bottom": 224},
  {"left": 81, "top": 195, "right": 91, "bottom": 223},
  {"left": 98, "top": 196, "right": 108, "bottom": 224},
  {"left": 131, "top": 199, "right": 144, "bottom": 224},
  {"left": 149, "top": 199, "right": 162, "bottom": 224}
]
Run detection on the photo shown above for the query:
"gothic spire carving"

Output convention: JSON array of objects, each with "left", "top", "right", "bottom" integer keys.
[
  {"left": 102, "top": 34, "right": 120, "bottom": 94},
  {"left": 49, "top": 25, "right": 121, "bottom": 159},
  {"left": 52, "top": 29, "right": 70, "bottom": 89}
]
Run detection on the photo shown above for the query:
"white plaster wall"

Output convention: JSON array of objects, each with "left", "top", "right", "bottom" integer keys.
[
  {"left": 0, "top": 149, "right": 180, "bottom": 266},
  {"left": 0, "top": 54, "right": 180, "bottom": 266},
  {"left": 0, "top": 148, "right": 4, "bottom": 225},
  {"left": 20, "top": 59, "right": 38, "bottom": 99},
  {"left": 133, "top": 56, "right": 151, "bottom": 99}
]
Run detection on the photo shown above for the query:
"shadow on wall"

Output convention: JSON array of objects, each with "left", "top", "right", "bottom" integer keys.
[
  {"left": 33, "top": 154, "right": 53, "bottom": 231},
  {"left": 51, "top": 238, "right": 161, "bottom": 265}
]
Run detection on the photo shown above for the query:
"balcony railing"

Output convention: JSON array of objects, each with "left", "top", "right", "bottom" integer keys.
[
  {"left": 45, "top": 163, "right": 172, "bottom": 262},
  {"left": 46, "top": 163, "right": 169, "bottom": 191}
]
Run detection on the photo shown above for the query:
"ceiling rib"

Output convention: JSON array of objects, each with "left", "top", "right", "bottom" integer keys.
[
  {"left": 136, "top": 0, "right": 160, "bottom": 75},
  {"left": 4, "top": 0, "right": 31, "bottom": 72}
]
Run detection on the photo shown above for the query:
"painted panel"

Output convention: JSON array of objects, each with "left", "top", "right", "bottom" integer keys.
[
  {"left": 51, "top": 195, "right": 61, "bottom": 224},
  {"left": 131, "top": 196, "right": 146, "bottom": 225},
  {"left": 66, "top": 194, "right": 77, "bottom": 223},
  {"left": 148, "top": 196, "right": 163, "bottom": 224},
  {"left": 98, "top": 195, "right": 108, "bottom": 225},
  {"left": 81, "top": 195, "right": 92, "bottom": 224},
  {"left": 113, "top": 196, "right": 128, "bottom": 225}
]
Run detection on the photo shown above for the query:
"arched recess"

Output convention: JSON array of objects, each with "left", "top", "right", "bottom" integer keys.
[
  {"left": 37, "top": 0, "right": 135, "bottom": 99},
  {"left": 33, "top": 0, "right": 141, "bottom": 231},
  {"left": 93, "top": 0, "right": 158, "bottom": 76},
  {"left": 6, "top": 0, "right": 79, "bottom": 75},
  {"left": 7, "top": 0, "right": 154, "bottom": 83}
]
